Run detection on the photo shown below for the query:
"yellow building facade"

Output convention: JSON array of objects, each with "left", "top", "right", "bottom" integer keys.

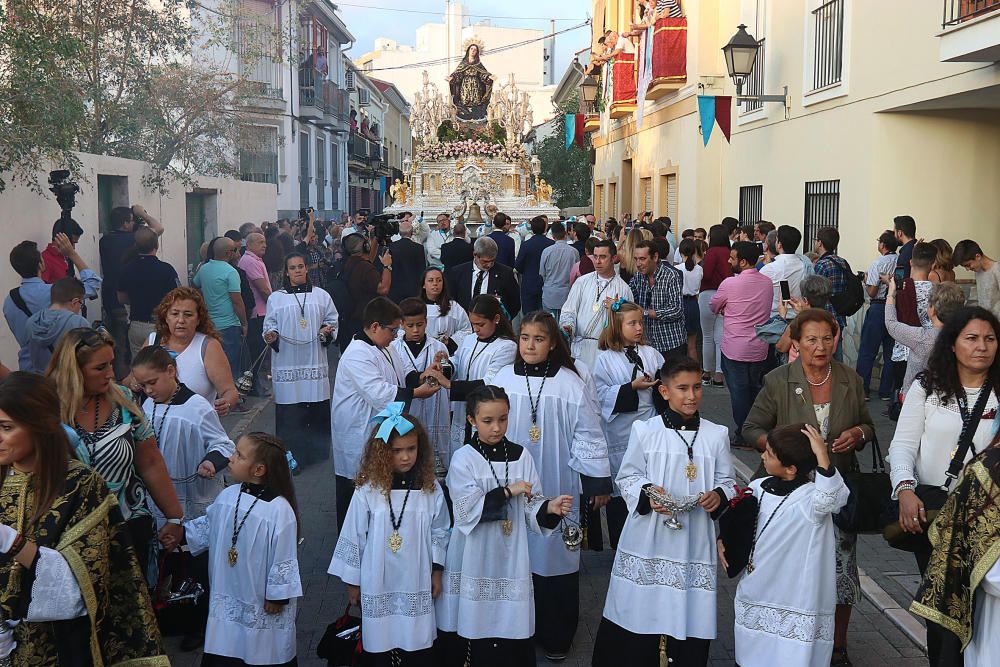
[{"left": 590, "top": 0, "right": 1000, "bottom": 268}]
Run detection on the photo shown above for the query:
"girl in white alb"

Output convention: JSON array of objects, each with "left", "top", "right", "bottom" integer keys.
[
  {"left": 329, "top": 405, "right": 450, "bottom": 666},
  {"left": 593, "top": 299, "right": 665, "bottom": 547},
  {"left": 436, "top": 385, "right": 572, "bottom": 666},
  {"left": 420, "top": 267, "right": 473, "bottom": 352}
]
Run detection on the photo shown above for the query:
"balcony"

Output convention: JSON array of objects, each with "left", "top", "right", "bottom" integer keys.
[
  {"left": 939, "top": 0, "right": 1000, "bottom": 61},
  {"left": 240, "top": 55, "right": 285, "bottom": 112},
  {"left": 609, "top": 52, "right": 637, "bottom": 119},
  {"left": 326, "top": 87, "right": 350, "bottom": 128},
  {"left": 646, "top": 16, "right": 688, "bottom": 100},
  {"left": 348, "top": 135, "right": 383, "bottom": 167},
  {"left": 299, "top": 78, "right": 328, "bottom": 120}
]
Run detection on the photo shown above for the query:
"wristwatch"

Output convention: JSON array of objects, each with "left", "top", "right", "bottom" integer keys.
[{"left": 165, "top": 517, "right": 184, "bottom": 526}]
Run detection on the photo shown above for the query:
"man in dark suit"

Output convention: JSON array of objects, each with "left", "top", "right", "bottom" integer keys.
[
  {"left": 514, "top": 215, "right": 553, "bottom": 315},
  {"left": 387, "top": 220, "right": 427, "bottom": 303},
  {"left": 487, "top": 212, "right": 517, "bottom": 268},
  {"left": 448, "top": 236, "right": 520, "bottom": 319},
  {"left": 440, "top": 223, "right": 474, "bottom": 274}
]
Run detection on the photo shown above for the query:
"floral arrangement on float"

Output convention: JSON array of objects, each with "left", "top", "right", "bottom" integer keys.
[{"left": 415, "top": 120, "right": 528, "bottom": 162}]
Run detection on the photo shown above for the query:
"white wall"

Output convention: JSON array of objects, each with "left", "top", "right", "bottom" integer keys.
[{"left": 0, "top": 153, "right": 276, "bottom": 366}]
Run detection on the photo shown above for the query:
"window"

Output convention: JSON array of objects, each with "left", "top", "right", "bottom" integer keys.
[
  {"left": 595, "top": 184, "right": 604, "bottom": 220},
  {"left": 803, "top": 180, "right": 840, "bottom": 249},
  {"left": 739, "top": 185, "right": 763, "bottom": 224},
  {"left": 97, "top": 175, "right": 129, "bottom": 233},
  {"left": 238, "top": 125, "right": 279, "bottom": 185},
  {"left": 330, "top": 142, "right": 340, "bottom": 210},
  {"left": 811, "top": 0, "right": 844, "bottom": 91},
  {"left": 299, "top": 132, "right": 310, "bottom": 209},
  {"left": 659, "top": 173, "right": 678, "bottom": 225},
  {"left": 640, "top": 177, "right": 652, "bottom": 215},
  {"left": 237, "top": 0, "right": 284, "bottom": 99},
  {"left": 609, "top": 182, "right": 618, "bottom": 218},
  {"left": 740, "top": 39, "right": 765, "bottom": 114},
  {"left": 316, "top": 137, "right": 326, "bottom": 210}
]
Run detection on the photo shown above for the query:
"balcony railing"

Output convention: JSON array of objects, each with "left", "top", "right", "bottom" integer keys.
[
  {"left": 242, "top": 55, "right": 284, "bottom": 100},
  {"left": 811, "top": 0, "right": 845, "bottom": 90},
  {"left": 348, "top": 135, "right": 384, "bottom": 164},
  {"left": 944, "top": 0, "right": 1000, "bottom": 25}
]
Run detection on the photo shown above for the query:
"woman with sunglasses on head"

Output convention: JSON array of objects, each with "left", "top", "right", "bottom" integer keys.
[
  {"left": 46, "top": 328, "right": 184, "bottom": 578},
  {"left": 0, "top": 372, "right": 168, "bottom": 666}
]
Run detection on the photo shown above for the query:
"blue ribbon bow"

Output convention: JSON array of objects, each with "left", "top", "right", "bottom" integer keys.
[
  {"left": 370, "top": 402, "right": 414, "bottom": 442},
  {"left": 605, "top": 297, "right": 630, "bottom": 328}
]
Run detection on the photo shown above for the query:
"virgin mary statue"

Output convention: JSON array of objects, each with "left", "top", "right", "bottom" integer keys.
[{"left": 447, "top": 40, "right": 493, "bottom": 122}]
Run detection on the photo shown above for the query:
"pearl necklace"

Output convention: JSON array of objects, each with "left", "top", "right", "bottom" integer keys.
[{"left": 805, "top": 364, "right": 833, "bottom": 387}]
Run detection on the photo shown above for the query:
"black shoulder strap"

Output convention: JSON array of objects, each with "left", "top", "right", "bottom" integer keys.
[
  {"left": 8, "top": 288, "right": 32, "bottom": 319},
  {"left": 944, "top": 383, "right": 993, "bottom": 488}
]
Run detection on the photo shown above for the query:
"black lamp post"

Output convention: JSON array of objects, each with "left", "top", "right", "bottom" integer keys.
[
  {"left": 580, "top": 75, "right": 599, "bottom": 110},
  {"left": 721, "top": 24, "right": 788, "bottom": 106}
]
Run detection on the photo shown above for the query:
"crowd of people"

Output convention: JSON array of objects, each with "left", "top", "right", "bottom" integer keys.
[{"left": 0, "top": 203, "right": 998, "bottom": 667}]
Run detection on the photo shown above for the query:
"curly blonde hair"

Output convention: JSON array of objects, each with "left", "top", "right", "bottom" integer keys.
[
  {"left": 153, "top": 287, "right": 220, "bottom": 342},
  {"left": 355, "top": 415, "right": 437, "bottom": 494},
  {"left": 46, "top": 328, "right": 144, "bottom": 426}
]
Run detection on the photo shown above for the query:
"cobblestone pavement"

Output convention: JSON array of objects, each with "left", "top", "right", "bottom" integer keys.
[{"left": 166, "top": 374, "right": 928, "bottom": 667}]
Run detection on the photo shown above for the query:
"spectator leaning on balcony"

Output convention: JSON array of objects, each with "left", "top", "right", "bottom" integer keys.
[
  {"left": 4, "top": 238, "right": 101, "bottom": 372},
  {"left": 99, "top": 205, "right": 164, "bottom": 378}
]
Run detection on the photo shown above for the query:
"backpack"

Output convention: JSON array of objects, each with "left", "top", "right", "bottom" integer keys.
[
  {"left": 234, "top": 265, "right": 256, "bottom": 316},
  {"left": 828, "top": 255, "right": 865, "bottom": 317}
]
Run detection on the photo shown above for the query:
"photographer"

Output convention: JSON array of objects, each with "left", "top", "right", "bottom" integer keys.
[
  {"left": 100, "top": 205, "right": 164, "bottom": 378},
  {"left": 339, "top": 233, "right": 392, "bottom": 350}
]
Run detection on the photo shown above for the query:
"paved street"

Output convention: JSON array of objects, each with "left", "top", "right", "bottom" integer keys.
[{"left": 166, "top": 371, "right": 929, "bottom": 667}]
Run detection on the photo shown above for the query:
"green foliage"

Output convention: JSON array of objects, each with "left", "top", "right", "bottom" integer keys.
[
  {"left": 0, "top": 0, "right": 281, "bottom": 192},
  {"left": 535, "top": 93, "right": 593, "bottom": 209},
  {"left": 437, "top": 120, "right": 459, "bottom": 142},
  {"left": 434, "top": 120, "right": 507, "bottom": 146}
]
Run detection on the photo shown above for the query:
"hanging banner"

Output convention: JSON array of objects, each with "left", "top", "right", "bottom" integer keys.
[
  {"left": 565, "top": 114, "right": 576, "bottom": 150},
  {"left": 715, "top": 96, "right": 732, "bottom": 143},
  {"left": 574, "top": 114, "right": 585, "bottom": 149},
  {"left": 697, "top": 95, "right": 715, "bottom": 146}
]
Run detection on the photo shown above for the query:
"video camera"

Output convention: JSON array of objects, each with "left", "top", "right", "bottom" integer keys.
[
  {"left": 48, "top": 170, "right": 82, "bottom": 236},
  {"left": 369, "top": 214, "right": 400, "bottom": 247}
]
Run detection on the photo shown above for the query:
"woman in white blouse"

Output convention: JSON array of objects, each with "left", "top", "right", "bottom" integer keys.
[{"left": 887, "top": 306, "right": 1000, "bottom": 666}]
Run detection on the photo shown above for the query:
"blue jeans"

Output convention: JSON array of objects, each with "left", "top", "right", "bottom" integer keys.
[
  {"left": 219, "top": 326, "right": 243, "bottom": 380},
  {"left": 721, "top": 353, "right": 771, "bottom": 440},
  {"left": 856, "top": 302, "right": 894, "bottom": 398}
]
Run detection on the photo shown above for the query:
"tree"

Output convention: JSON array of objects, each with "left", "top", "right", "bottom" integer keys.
[
  {"left": 0, "top": 0, "right": 280, "bottom": 193},
  {"left": 533, "top": 94, "right": 592, "bottom": 209}
]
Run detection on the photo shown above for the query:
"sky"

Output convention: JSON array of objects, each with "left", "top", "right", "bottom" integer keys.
[{"left": 334, "top": 0, "right": 594, "bottom": 81}]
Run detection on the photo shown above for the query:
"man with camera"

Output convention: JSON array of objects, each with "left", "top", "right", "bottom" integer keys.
[{"left": 100, "top": 204, "right": 164, "bottom": 378}]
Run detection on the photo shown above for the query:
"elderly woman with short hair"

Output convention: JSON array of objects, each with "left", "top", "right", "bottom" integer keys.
[
  {"left": 744, "top": 308, "right": 875, "bottom": 666},
  {"left": 776, "top": 274, "right": 835, "bottom": 360}
]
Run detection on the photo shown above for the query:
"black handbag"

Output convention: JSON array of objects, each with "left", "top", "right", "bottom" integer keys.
[
  {"left": 316, "top": 603, "right": 362, "bottom": 666},
  {"left": 717, "top": 486, "right": 759, "bottom": 578},
  {"left": 834, "top": 435, "right": 891, "bottom": 534},
  {"left": 882, "top": 383, "right": 992, "bottom": 552}
]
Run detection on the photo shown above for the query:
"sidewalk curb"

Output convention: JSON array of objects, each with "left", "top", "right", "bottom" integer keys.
[
  {"left": 730, "top": 458, "right": 928, "bottom": 654},
  {"left": 223, "top": 397, "right": 272, "bottom": 441}
]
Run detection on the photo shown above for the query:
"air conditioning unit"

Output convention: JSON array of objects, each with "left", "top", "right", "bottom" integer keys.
[
  {"left": 359, "top": 88, "right": 371, "bottom": 106},
  {"left": 345, "top": 70, "right": 356, "bottom": 90}
]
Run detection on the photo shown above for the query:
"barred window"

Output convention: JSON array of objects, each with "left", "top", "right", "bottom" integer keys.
[
  {"left": 239, "top": 125, "right": 279, "bottom": 185},
  {"left": 739, "top": 185, "right": 763, "bottom": 224},
  {"left": 803, "top": 180, "right": 840, "bottom": 249},
  {"left": 811, "top": 0, "right": 844, "bottom": 91},
  {"left": 740, "top": 39, "right": 765, "bottom": 114}
]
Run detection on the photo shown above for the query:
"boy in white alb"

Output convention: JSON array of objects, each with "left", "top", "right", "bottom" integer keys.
[
  {"left": 331, "top": 297, "right": 445, "bottom": 528},
  {"left": 593, "top": 356, "right": 737, "bottom": 667},
  {"left": 391, "top": 298, "right": 452, "bottom": 468}
]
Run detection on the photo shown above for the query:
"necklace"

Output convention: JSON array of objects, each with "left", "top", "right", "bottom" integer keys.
[
  {"left": 592, "top": 277, "right": 613, "bottom": 313},
  {"left": 805, "top": 365, "right": 833, "bottom": 387},
  {"left": 746, "top": 493, "right": 792, "bottom": 574},
  {"left": 466, "top": 338, "right": 494, "bottom": 378},
  {"left": 387, "top": 484, "right": 412, "bottom": 553},
  {"left": 151, "top": 386, "right": 180, "bottom": 445},
  {"left": 663, "top": 414, "right": 700, "bottom": 481},
  {"left": 291, "top": 290, "right": 309, "bottom": 329},
  {"left": 523, "top": 360, "right": 550, "bottom": 442},
  {"left": 229, "top": 483, "right": 266, "bottom": 566},
  {"left": 478, "top": 437, "right": 512, "bottom": 536}
]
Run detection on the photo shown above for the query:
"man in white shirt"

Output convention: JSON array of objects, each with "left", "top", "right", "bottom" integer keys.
[
  {"left": 759, "top": 225, "right": 812, "bottom": 318},
  {"left": 560, "top": 239, "right": 634, "bottom": 368},
  {"left": 424, "top": 213, "right": 452, "bottom": 269}
]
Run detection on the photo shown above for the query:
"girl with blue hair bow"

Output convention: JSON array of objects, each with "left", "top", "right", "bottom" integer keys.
[{"left": 329, "top": 404, "right": 450, "bottom": 666}]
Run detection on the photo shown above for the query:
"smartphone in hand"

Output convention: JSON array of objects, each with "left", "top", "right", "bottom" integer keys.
[
  {"left": 779, "top": 280, "right": 791, "bottom": 302},
  {"left": 893, "top": 267, "right": 905, "bottom": 291}
]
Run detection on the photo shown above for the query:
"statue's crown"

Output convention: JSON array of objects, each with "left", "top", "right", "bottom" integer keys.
[{"left": 461, "top": 36, "right": 485, "bottom": 57}]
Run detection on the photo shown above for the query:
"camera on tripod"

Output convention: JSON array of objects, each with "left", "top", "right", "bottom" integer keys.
[
  {"left": 369, "top": 214, "right": 400, "bottom": 247},
  {"left": 48, "top": 170, "right": 82, "bottom": 236}
]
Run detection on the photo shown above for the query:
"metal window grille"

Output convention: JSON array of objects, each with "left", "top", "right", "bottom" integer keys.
[
  {"left": 739, "top": 185, "right": 763, "bottom": 224},
  {"left": 740, "top": 39, "right": 765, "bottom": 113},
  {"left": 316, "top": 137, "right": 326, "bottom": 210},
  {"left": 238, "top": 125, "right": 279, "bottom": 185},
  {"left": 236, "top": 1, "right": 284, "bottom": 100},
  {"left": 660, "top": 174, "right": 678, "bottom": 224},
  {"left": 640, "top": 178, "right": 652, "bottom": 215},
  {"left": 811, "top": 0, "right": 844, "bottom": 91},
  {"left": 299, "top": 132, "right": 311, "bottom": 209},
  {"left": 609, "top": 183, "right": 617, "bottom": 218},
  {"left": 943, "top": 0, "right": 1000, "bottom": 27},
  {"left": 330, "top": 143, "right": 340, "bottom": 210},
  {"left": 803, "top": 180, "right": 840, "bottom": 249}
]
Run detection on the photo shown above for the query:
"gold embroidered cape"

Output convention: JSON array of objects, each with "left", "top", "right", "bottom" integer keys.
[
  {"left": 910, "top": 448, "right": 1000, "bottom": 648},
  {"left": 0, "top": 460, "right": 168, "bottom": 666}
]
